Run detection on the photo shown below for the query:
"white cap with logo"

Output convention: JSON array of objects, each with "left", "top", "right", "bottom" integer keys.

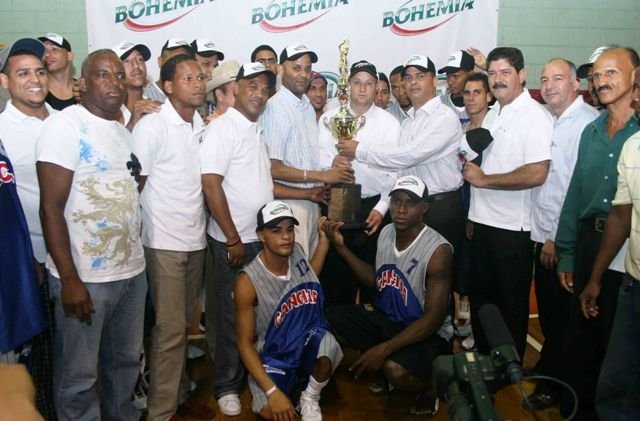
[
  {"left": 257, "top": 200, "right": 300, "bottom": 230},
  {"left": 389, "top": 175, "right": 429, "bottom": 201}
]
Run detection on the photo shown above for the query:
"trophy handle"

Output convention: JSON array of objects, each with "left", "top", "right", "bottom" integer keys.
[{"left": 323, "top": 116, "right": 331, "bottom": 130}]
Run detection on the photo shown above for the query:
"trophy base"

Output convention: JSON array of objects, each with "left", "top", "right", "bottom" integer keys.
[
  {"left": 338, "top": 221, "right": 368, "bottom": 230},
  {"left": 328, "top": 183, "right": 363, "bottom": 230}
]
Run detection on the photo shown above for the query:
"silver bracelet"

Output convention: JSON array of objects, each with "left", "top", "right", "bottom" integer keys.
[{"left": 303, "top": 169, "right": 308, "bottom": 181}]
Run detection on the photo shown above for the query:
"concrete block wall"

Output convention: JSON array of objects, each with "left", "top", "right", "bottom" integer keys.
[
  {"left": 0, "top": 0, "right": 638, "bottom": 87},
  {"left": 0, "top": 0, "right": 88, "bottom": 76},
  {"left": 498, "top": 0, "right": 640, "bottom": 87}
]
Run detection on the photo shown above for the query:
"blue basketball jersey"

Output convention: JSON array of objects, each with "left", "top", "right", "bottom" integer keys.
[
  {"left": 374, "top": 224, "right": 454, "bottom": 340},
  {"left": 0, "top": 140, "right": 45, "bottom": 353},
  {"left": 242, "top": 244, "right": 328, "bottom": 392}
]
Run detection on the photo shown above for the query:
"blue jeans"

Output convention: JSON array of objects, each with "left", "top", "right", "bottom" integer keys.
[
  {"left": 208, "top": 239, "right": 262, "bottom": 398},
  {"left": 596, "top": 274, "right": 640, "bottom": 420},
  {"left": 49, "top": 271, "right": 147, "bottom": 421}
]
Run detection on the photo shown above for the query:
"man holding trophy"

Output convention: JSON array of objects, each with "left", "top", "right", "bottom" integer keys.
[
  {"left": 337, "top": 54, "right": 465, "bottom": 292},
  {"left": 318, "top": 53, "right": 401, "bottom": 307},
  {"left": 260, "top": 42, "right": 355, "bottom": 257}
]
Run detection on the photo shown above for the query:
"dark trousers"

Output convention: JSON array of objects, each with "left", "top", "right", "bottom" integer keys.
[
  {"left": 596, "top": 274, "right": 640, "bottom": 420},
  {"left": 320, "top": 195, "right": 386, "bottom": 307},
  {"left": 469, "top": 223, "right": 533, "bottom": 360},
  {"left": 31, "top": 276, "right": 57, "bottom": 420},
  {"left": 532, "top": 242, "right": 571, "bottom": 398},
  {"left": 560, "top": 221, "right": 622, "bottom": 420},
  {"left": 424, "top": 189, "right": 465, "bottom": 293}
]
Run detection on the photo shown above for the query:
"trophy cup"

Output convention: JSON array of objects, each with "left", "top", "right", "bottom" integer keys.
[{"left": 323, "top": 40, "right": 366, "bottom": 229}]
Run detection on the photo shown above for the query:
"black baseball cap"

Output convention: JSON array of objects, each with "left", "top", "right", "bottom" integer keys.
[
  {"left": 349, "top": 60, "right": 378, "bottom": 80},
  {"left": 0, "top": 38, "right": 45, "bottom": 72}
]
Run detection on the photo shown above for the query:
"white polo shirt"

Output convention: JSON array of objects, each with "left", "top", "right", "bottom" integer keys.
[
  {"left": 469, "top": 90, "right": 553, "bottom": 231},
  {"left": 200, "top": 107, "right": 274, "bottom": 243},
  {"left": 318, "top": 103, "right": 401, "bottom": 215},
  {"left": 0, "top": 101, "right": 56, "bottom": 263},
  {"left": 132, "top": 100, "right": 207, "bottom": 251},
  {"left": 531, "top": 96, "right": 599, "bottom": 243},
  {"left": 35, "top": 105, "right": 145, "bottom": 283}
]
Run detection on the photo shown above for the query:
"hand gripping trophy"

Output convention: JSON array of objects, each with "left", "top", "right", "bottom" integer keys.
[{"left": 323, "top": 40, "right": 366, "bottom": 228}]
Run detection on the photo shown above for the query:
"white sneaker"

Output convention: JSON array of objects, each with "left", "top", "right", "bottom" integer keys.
[
  {"left": 217, "top": 394, "right": 241, "bottom": 416},
  {"left": 462, "top": 333, "right": 475, "bottom": 350},
  {"left": 299, "top": 390, "right": 322, "bottom": 421}
]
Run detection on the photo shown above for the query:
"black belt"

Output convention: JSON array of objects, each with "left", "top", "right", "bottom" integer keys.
[
  {"left": 428, "top": 189, "right": 459, "bottom": 203},
  {"left": 582, "top": 216, "right": 607, "bottom": 233}
]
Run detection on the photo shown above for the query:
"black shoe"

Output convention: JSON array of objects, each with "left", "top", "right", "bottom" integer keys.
[
  {"left": 522, "top": 391, "right": 558, "bottom": 412},
  {"left": 409, "top": 390, "right": 439, "bottom": 416}
]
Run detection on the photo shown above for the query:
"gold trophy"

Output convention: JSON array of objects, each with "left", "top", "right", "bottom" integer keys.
[{"left": 323, "top": 40, "right": 366, "bottom": 228}]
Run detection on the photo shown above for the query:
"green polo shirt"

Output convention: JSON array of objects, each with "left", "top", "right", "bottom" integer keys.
[{"left": 556, "top": 111, "right": 639, "bottom": 273}]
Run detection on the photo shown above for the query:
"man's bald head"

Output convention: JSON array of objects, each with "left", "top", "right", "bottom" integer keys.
[{"left": 592, "top": 47, "right": 639, "bottom": 107}]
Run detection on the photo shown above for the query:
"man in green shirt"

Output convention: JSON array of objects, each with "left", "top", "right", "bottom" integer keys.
[{"left": 555, "top": 47, "right": 639, "bottom": 420}]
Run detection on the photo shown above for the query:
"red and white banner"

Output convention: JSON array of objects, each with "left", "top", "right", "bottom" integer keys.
[{"left": 86, "top": 0, "right": 499, "bottom": 85}]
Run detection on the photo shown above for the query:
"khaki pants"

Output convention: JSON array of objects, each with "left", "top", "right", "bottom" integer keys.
[{"left": 145, "top": 247, "right": 205, "bottom": 421}]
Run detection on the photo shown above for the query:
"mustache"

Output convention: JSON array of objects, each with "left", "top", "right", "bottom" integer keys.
[
  {"left": 492, "top": 82, "right": 508, "bottom": 89},
  {"left": 597, "top": 85, "right": 612, "bottom": 93}
]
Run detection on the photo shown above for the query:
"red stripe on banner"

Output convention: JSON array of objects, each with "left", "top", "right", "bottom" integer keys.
[
  {"left": 123, "top": 8, "right": 198, "bottom": 32},
  {"left": 390, "top": 14, "right": 457, "bottom": 36},
  {"left": 259, "top": 10, "right": 331, "bottom": 33}
]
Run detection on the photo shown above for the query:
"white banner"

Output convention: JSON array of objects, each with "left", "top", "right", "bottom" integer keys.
[{"left": 86, "top": 0, "right": 499, "bottom": 91}]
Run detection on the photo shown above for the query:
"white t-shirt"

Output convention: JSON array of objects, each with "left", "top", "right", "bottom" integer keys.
[
  {"left": 468, "top": 90, "right": 553, "bottom": 231},
  {"left": 318, "top": 103, "right": 400, "bottom": 216},
  {"left": 200, "top": 107, "right": 274, "bottom": 243},
  {"left": 132, "top": 100, "right": 207, "bottom": 251},
  {"left": 0, "top": 101, "right": 56, "bottom": 263},
  {"left": 35, "top": 105, "right": 145, "bottom": 283}
]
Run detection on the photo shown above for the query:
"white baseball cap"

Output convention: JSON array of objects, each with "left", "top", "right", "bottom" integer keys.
[
  {"left": 161, "top": 38, "right": 193, "bottom": 54},
  {"left": 576, "top": 45, "right": 618, "bottom": 78},
  {"left": 38, "top": 32, "right": 71, "bottom": 51},
  {"left": 236, "top": 62, "right": 276, "bottom": 87},
  {"left": 257, "top": 200, "right": 300, "bottom": 230},
  {"left": 402, "top": 54, "right": 436, "bottom": 76},
  {"left": 389, "top": 175, "right": 429, "bottom": 201},
  {"left": 111, "top": 41, "right": 151, "bottom": 61},
  {"left": 191, "top": 39, "right": 224, "bottom": 60},
  {"left": 280, "top": 42, "right": 318, "bottom": 64}
]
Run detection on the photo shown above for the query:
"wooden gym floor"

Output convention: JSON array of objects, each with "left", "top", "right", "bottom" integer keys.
[{"left": 181, "top": 285, "right": 565, "bottom": 420}]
